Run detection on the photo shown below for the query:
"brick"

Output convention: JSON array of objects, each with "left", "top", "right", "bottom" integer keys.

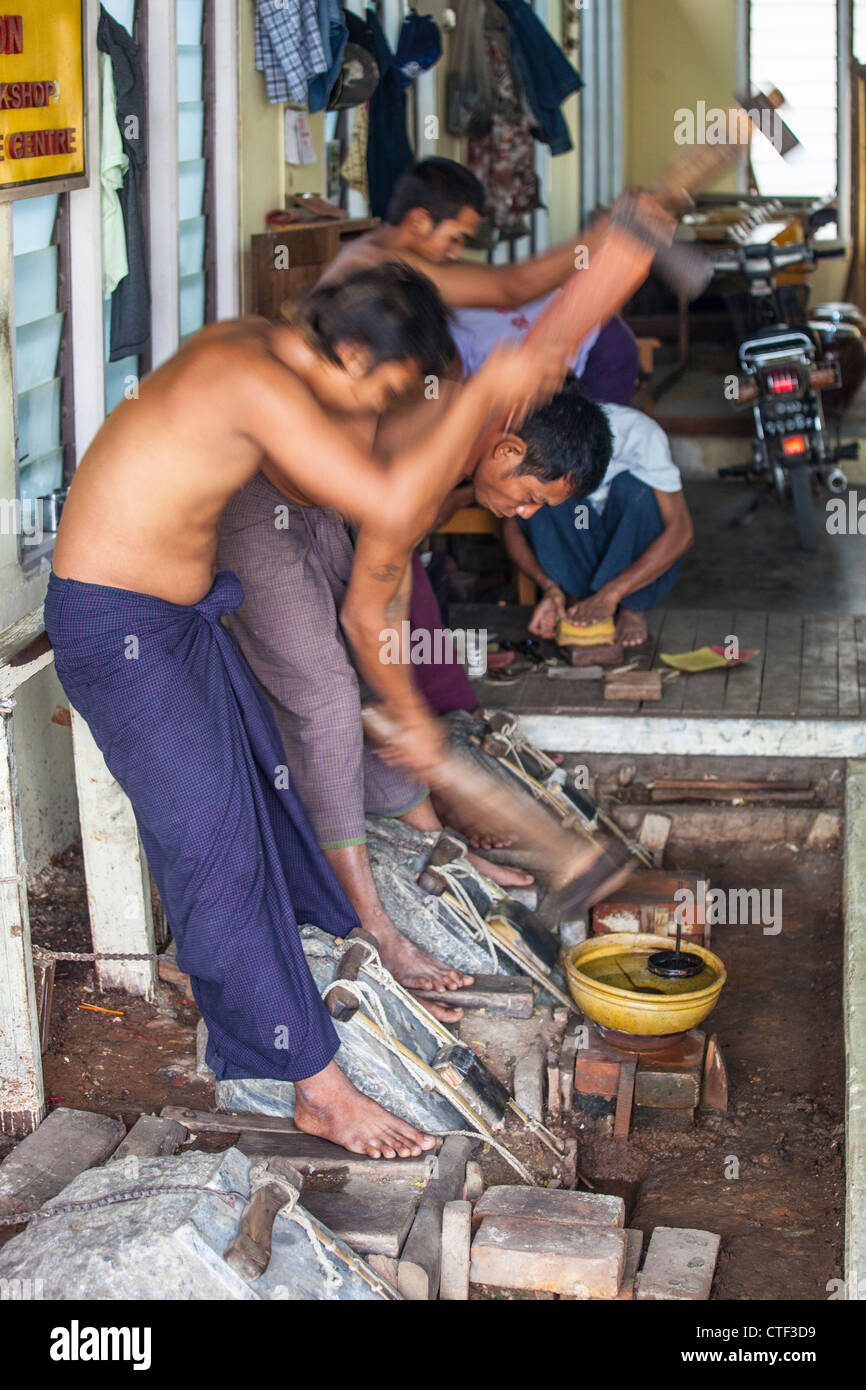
[
  {"left": 474, "top": 1185, "right": 625, "bottom": 1229},
  {"left": 635, "top": 1070, "right": 700, "bottom": 1109},
  {"left": 613, "top": 1229, "right": 644, "bottom": 1300},
  {"left": 470, "top": 1215, "right": 627, "bottom": 1297},
  {"left": 440, "top": 1200, "right": 472, "bottom": 1301},
  {"left": 110, "top": 1114, "right": 187, "bottom": 1162},
  {"left": 635, "top": 1226, "right": 720, "bottom": 1301},
  {"left": 512, "top": 1041, "right": 546, "bottom": 1123},
  {"left": 0, "top": 1108, "right": 125, "bottom": 1218},
  {"left": 574, "top": 1026, "right": 626, "bottom": 1099}
]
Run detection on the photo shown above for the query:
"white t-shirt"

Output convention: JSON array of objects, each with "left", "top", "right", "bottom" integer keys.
[
  {"left": 587, "top": 403, "right": 682, "bottom": 512},
  {"left": 452, "top": 293, "right": 601, "bottom": 379}
]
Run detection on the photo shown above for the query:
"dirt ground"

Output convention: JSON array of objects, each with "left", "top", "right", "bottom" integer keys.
[{"left": 2, "top": 837, "right": 845, "bottom": 1298}]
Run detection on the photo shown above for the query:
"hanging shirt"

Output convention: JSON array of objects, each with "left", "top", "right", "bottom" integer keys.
[
  {"left": 585, "top": 404, "right": 683, "bottom": 513},
  {"left": 255, "top": 0, "right": 329, "bottom": 105},
  {"left": 99, "top": 52, "right": 129, "bottom": 297},
  {"left": 452, "top": 293, "right": 600, "bottom": 380},
  {"left": 97, "top": 5, "right": 150, "bottom": 363},
  {"left": 307, "top": 0, "right": 348, "bottom": 113},
  {"left": 494, "top": 0, "right": 582, "bottom": 156},
  {"left": 364, "top": 8, "right": 413, "bottom": 219}
]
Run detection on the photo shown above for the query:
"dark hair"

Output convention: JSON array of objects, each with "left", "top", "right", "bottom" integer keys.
[
  {"left": 296, "top": 263, "right": 456, "bottom": 376},
  {"left": 385, "top": 157, "right": 485, "bottom": 227},
  {"left": 515, "top": 377, "right": 613, "bottom": 498}
]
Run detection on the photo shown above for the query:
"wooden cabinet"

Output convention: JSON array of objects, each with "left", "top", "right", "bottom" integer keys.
[{"left": 250, "top": 218, "right": 379, "bottom": 319}]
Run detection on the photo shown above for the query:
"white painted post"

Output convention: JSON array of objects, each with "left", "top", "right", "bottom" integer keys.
[
  {"left": 70, "top": 709, "right": 156, "bottom": 1000},
  {"left": 147, "top": 0, "right": 180, "bottom": 365},
  {"left": 213, "top": 0, "right": 240, "bottom": 321},
  {"left": 0, "top": 699, "right": 45, "bottom": 1136}
]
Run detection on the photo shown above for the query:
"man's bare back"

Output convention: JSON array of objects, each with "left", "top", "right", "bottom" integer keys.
[{"left": 52, "top": 318, "right": 409, "bottom": 607}]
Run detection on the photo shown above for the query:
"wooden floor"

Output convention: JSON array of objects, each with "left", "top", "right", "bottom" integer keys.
[{"left": 473, "top": 608, "right": 866, "bottom": 720}]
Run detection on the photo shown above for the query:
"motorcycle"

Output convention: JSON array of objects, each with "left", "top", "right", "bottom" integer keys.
[{"left": 711, "top": 224, "right": 864, "bottom": 551}]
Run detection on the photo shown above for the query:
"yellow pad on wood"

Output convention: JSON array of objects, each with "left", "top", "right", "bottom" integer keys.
[{"left": 556, "top": 617, "right": 616, "bottom": 647}]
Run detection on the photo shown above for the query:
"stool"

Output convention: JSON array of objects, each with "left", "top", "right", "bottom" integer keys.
[{"left": 435, "top": 507, "right": 537, "bottom": 606}]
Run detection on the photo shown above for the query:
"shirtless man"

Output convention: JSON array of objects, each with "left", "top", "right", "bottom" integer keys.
[{"left": 47, "top": 264, "right": 560, "bottom": 1160}]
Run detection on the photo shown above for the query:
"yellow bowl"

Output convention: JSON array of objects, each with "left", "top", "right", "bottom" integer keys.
[{"left": 564, "top": 933, "right": 726, "bottom": 1036}]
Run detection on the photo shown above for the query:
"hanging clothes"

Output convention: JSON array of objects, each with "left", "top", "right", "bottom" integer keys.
[
  {"left": 307, "top": 0, "right": 348, "bottom": 113},
  {"left": 341, "top": 101, "right": 369, "bottom": 196},
  {"left": 97, "top": 5, "right": 150, "bottom": 363},
  {"left": 254, "top": 0, "right": 328, "bottom": 105},
  {"left": 494, "top": 0, "right": 582, "bottom": 156},
  {"left": 364, "top": 8, "right": 413, "bottom": 219},
  {"left": 99, "top": 52, "right": 128, "bottom": 297},
  {"left": 445, "top": 0, "right": 492, "bottom": 136},
  {"left": 394, "top": 11, "right": 442, "bottom": 89},
  {"left": 466, "top": 6, "right": 538, "bottom": 242}
]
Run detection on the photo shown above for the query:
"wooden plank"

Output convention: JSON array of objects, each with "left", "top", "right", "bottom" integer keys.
[
  {"left": 838, "top": 615, "right": 861, "bottom": 718},
  {"left": 759, "top": 613, "right": 804, "bottom": 718},
  {"left": 398, "top": 1135, "right": 473, "bottom": 1301},
  {"left": 300, "top": 1183, "right": 420, "bottom": 1258},
  {"left": 679, "top": 611, "right": 733, "bottom": 715},
  {"left": 655, "top": 609, "right": 701, "bottom": 713},
  {"left": 798, "top": 614, "right": 839, "bottom": 718},
  {"left": 0, "top": 1108, "right": 124, "bottom": 1217},
  {"left": 723, "top": 610, "right": 768, "bottom": 717},
  {"left": 234, "top": 1127, "right": 438, "bottom": 1181}
]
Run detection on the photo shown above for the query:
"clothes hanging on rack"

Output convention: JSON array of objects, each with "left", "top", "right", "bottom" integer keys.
[
  {"left": 465, "top": 6, "right": 538, "bottom": 241},
  {"left": 97, "top": 5, "right": 150, "bottom": 363},
  {"left": 494, "top": 0, "right": 582, "bottom": 156},
  {"left": 364, "top": 8, "right": 413, "bottom": 219},
  {"left": 341, "top": 101, "right": 369, "bottom": 196},
  {"left": 254, "top": 0, "right": 329, "bottom": 105},
  {"left": 99, "top": 52, "right": 129, "bottom": 297},
  {"left": 307, "top": 0, "right": 348, "bottom": 112},
  {"left": 394, "top": 11, "right": 442, "bottom": 89}
]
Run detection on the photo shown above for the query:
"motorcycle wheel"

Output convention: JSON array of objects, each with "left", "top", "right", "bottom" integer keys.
[{"left": 790, "top": 466, "right": 819, "bottom": 552}]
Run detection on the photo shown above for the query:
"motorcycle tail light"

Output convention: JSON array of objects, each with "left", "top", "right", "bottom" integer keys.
[
  {"left": 782, "top": 435, "right": 807, "bottom": 456},
  {"left": 766, "top": 369, "right": 800, "bottom": 394}
]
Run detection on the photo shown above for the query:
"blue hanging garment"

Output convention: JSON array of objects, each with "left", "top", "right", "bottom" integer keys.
[
  {"left": 365, "top": 8, "right": 414, "bottom": 218},
  {"left": 494, "top": 0, "right": 583, "bottom": 156},
  {"left": 394, "top": 12, "right": 442, "bottom": 90}
]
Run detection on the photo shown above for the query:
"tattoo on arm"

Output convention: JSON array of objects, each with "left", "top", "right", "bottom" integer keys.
[{"left": 367, "top": 564, "right": 401, "bottom": 583}]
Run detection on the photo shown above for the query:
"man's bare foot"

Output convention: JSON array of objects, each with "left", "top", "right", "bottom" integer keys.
[
  {"left": 365, "top": 915, "right": 473, "bottom": 1022},
  {"left": 615, "top": 608, "right": 648, "bottom": 647},
  {"left": 294, "top": 1060, "right": 437, "bottom": 1159},
  {"left": 467, "top": 850, "right": 533, "bottom": 888}
]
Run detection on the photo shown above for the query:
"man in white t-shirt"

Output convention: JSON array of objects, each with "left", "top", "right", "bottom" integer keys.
[{"left": 501, "top": 401, "right": 694, "bottom": 647}]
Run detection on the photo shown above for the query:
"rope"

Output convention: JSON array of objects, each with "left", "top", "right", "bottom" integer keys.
[
  {"left": 287, "top": 1208, "right": 344, "bottom": 1294},
  {"left": 432, "top": 865, "right": 501, "bottom": 971},
  {"left": 323, "top": 977, "right": 536, "bottom": 1185}
]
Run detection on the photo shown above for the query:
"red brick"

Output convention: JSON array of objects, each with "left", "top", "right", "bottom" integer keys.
[
  {"left": 470, "top": 1215, "right": 627, "bottom": 1297},
  {"left": 474, "top": 1185, "right": 625, "bottom": 1229}
]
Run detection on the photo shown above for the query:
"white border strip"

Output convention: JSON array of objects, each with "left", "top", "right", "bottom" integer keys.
[
  {"left": 518, "top": 713, "right": 866, "bottom": 760},
  {"left": 845, "top": 762, "right": 866, "bottom": 1300}
]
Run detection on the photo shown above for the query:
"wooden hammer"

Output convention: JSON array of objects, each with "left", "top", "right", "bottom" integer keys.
[{"left": 223, "top": 1157, "right": 304, "bottom": 1282}]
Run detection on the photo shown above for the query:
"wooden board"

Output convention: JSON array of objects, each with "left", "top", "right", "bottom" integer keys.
[
  {"left": 234, "top": 1129, "right": 438, "bottom": 1182},
  {"left": 724, "top": 610, "right": 768, "bottom": 717},
  {"left": 799, "top": 614, "right": 839, "bottom": 717},
  {"left": 759, "top": 612, "right": 804, "bottom": 717},
  {"left": 300, "top": 1182, "right": 420, "bottom": 1258}
]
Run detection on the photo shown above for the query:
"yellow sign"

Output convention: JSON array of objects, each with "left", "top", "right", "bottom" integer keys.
[{"left": 0, "top": 1, "right": 87, "bottom": 199}]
